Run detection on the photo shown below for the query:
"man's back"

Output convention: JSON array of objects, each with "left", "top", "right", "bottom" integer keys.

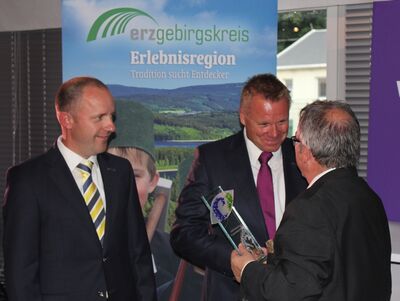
[
  {"left": 315, "top": 168, "right": 391, "bottom": 300},
  {"left": 275, "top": 167, "right": 391, "bottom": 300},
  {"left": 238, "top": 168, "right": 391, "bottom": 301}
]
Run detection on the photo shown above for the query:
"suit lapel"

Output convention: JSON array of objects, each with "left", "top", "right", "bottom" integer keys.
[
  {"left": 227, "top": 133, "right": 257, "bottom": 198},
  {"left": 97, "top": 154, "right": 118, "bottom": 252},
  {"left": 226, "top": 132, "right": 269, "bottom": 243},
  {"left": 46, "top": 147, "right": 102, "bottom": 248}
]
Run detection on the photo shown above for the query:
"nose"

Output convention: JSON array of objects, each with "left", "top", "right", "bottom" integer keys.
[
  {"left": 269, "top": 124, "right": 278, "bottom": 137},
  {"left": 104, "top": 116, "right": 116, "bottom": 133}
]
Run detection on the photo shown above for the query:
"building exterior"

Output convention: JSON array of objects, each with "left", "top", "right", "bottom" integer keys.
[{"left": 277, "top": 29, "right": 327, "bottom": 135}]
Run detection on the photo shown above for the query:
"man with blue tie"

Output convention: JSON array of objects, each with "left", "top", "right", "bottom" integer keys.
[{"left": 3, "top": 77, "right": 156, "bottom": 301}]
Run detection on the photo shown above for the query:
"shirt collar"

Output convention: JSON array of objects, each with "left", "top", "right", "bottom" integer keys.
[
  {"left": 308, "top": 168, "right": 336, "bottom": 188},
  {"left": 57, "top": 136, "right": 98, "bottom": 172}
]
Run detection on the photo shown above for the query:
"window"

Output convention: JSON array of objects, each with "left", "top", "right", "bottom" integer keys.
[{"left": 317, "top": 77, "right": 327, "bottom": 99}]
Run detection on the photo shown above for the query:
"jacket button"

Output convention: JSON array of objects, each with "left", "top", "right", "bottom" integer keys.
[
  {"left": 98, "top": 291, "right": 109, "bottom": 298},
  {"left": 102, "top": 257, "right": 107, "bottom": 262}
]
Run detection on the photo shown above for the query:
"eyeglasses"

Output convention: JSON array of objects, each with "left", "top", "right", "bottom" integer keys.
[{"left": 291, "top": 136, "right": 302, "bottom": 146}]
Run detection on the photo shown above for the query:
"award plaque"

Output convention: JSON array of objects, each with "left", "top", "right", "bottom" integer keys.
[{"left": 201, "top": 186, "right": 266, "bottom": 262}]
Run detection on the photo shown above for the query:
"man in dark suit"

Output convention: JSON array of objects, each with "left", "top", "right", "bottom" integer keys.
[
  {"left": 170, "top": 74, "right": 307, "bottom": 301},
  {"left": 231, "top": 100, "right": 392, "bottom": 300},
  {"left": 3, "top": 77, "right": 156, "bottom": 301}
]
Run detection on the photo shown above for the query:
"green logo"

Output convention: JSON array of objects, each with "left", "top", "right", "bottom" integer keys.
[{"left": 87, "top": 7, "right": 158, "bottom": 42}]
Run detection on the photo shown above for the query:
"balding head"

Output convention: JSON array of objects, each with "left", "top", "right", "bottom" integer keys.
[
  {"left": 298, "top": 100, "right": 360, "bottom": 168},
  {"left": 55, "top": 76, "right": 109, "bottom": 113}
]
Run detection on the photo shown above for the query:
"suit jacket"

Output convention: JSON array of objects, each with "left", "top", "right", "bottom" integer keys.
[
  {"left": 241, "top": 167, "right": 392, "bottom": 301},
  {"left": 3, "top": 145, "right": 156, "bottom": 301},
  {"left": 170, "top": 131, "right": 307, "bottom": 301}
]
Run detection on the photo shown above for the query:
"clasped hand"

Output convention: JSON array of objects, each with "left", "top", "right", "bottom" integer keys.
[{"left": 230, "top": 243, "right": 267, "bottom": 282}]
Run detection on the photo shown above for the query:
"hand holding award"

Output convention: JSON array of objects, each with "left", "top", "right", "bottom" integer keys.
[{"left": 201, "top": 186, "right": 267, "bottom": 263}]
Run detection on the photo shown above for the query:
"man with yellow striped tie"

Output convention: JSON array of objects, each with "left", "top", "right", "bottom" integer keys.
[{"left": 3, "top": 77, "right": 156, "bottom": 301}]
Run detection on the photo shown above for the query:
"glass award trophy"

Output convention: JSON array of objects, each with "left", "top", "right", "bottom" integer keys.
[{"left": 201, "top": 186, "right": 267, "bottom": 262}]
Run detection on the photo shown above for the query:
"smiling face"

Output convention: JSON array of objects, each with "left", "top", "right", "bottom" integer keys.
[
  {"left": 240, "top": 93, "right": 289, "bottom": 152},
  {"left": 62, "top": 85, "right": 116, "bottom": 158}
]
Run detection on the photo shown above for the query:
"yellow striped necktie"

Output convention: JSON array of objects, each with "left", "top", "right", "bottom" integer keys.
[{"left": 77, "top": 160, "right": 106, "bottom": 245}]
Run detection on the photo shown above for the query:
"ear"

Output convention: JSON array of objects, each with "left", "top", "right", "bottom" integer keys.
[
  {"left": 239, "top": 109, "right": 246, "bottom": 126},
  {"left": 295, "top": 143, "right": 307, "bottom": 163},
  {"left": 301, "top": 144, "right": 315, "bottom": 164},
  {"left": 148, "top": 171, "right": 160, "bottom": 194},
  {"left": 57, "top": 111, "right": 74, "bottom": 130}
]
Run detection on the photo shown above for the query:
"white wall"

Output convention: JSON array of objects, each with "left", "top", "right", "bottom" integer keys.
[{"left": 0, "top": 0, "right": 60, "bottom": 31}]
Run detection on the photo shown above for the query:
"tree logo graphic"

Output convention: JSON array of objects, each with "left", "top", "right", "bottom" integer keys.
[{"left": 87, "top": 7, "right": 158, "bottom": 42}]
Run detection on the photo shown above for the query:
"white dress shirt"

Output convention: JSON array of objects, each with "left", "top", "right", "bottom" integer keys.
[{"left": 57, "top": 136, "right": 107, "bottom": 210}]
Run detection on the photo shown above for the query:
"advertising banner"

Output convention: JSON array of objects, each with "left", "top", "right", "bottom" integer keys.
[
  {"left": 62, "top": 0, "right": 277, "bottom": 88},
  {"left": 369, "top": 0, "right": 400, "bottom": 222},
  {"left": 62, "top": 1, "right": 278, "bottom": 299}
]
